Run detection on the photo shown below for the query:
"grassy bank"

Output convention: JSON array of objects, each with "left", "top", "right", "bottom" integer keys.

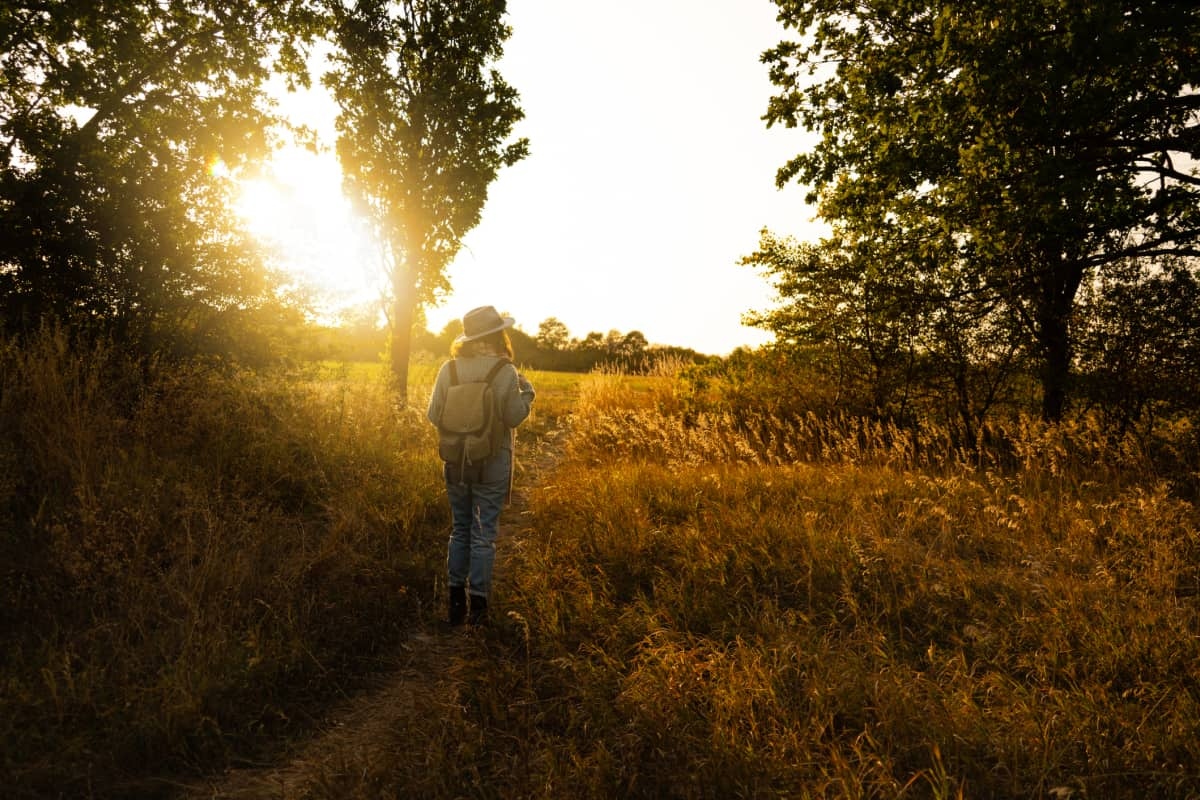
[
  {"left": 0, "top": 332, "right": 447, "bottom": 797},
  {"left": 315, "top": 366, "right": 1200, "bottom": 798}
]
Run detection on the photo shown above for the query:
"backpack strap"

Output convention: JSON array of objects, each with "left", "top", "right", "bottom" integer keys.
[
  {"left": 449, "top": 357, "right": 507, "bottom": 387},
  {"left": 482, "top": 357, "right": 511, "bottom": 386}
]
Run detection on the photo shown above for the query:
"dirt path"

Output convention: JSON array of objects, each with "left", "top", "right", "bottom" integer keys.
[
  {"left": 175, "top": 424, "right": 564, "bottom": 799},
  {"left": 175, "top": 634, "right": 471, "bottom": 799}
]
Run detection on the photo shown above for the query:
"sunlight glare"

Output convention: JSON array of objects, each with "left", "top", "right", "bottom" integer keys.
[
  {"left": 234, "top": 145, "right": 384, "bottom": 317},
  {"left": 236, "top": 177, "right": 289, "bottom": 238},
  {"left": 206, "top": 155, "right": 230, "bottom": 179}
]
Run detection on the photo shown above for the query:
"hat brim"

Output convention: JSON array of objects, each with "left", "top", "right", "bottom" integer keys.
[{"left": 454, "top": 316, "right": 515, "bottom": 344}]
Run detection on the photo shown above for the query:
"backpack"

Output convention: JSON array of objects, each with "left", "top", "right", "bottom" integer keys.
[{"left": 435, "top": 358, "right": 511, "bottom": 474}]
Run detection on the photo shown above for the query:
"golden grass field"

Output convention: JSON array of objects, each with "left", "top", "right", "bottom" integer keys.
[
  {"left": 289, "top": 361, "right": 1200, "bottom": 799},
  {"left": 3, "top": 336, "right": 1199, "bottom": 798}
]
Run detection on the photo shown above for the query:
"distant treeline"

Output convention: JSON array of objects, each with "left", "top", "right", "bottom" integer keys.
[{"left": 292, "top": 312, "right": 712, "bottom": 373}]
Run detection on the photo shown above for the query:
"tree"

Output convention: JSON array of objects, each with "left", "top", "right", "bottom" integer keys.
[
  {"left": 602, "top": 329, "right": 624, "bottom": 357},
  {"left": 619, "top": 330, "right": 648, "bottom": 362},
  {"left": 764, "top": 0, "right": 1200, "bottom": 420},
  {"left": 1074, "top": 257, "right": 1200, "bottom": 431},
  {"left": 324, "top": 0, "right": 528, "bottom": 402},
  {"left": 0, "top": 1, "right": 324, "bottom": 351},
  {"left": 536, "top": 316, "right": 570, "bottom": 351},
  {"left": 744, "top": 227, "right": 923, "bottom": 416},
  {"left": 745, "top": 224, "right": 1023, "bottom": 438},
  {"left": 508, "top": 323, "right": 538, "bottom": 363}
]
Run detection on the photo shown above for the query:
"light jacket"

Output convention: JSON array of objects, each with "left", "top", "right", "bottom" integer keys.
[{"left": 425, "top": 355, "right": 535, "bottom": 453}]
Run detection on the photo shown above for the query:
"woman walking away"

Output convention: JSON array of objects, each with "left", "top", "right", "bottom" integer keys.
[{"left": 427, "top": 305, "right": 535, "bottom": 626}]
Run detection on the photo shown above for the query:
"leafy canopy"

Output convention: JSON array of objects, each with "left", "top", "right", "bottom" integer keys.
[
  {"left": 1, "top": 1, "right": 325, "bottom": 353},
  {"left": 761, "top": 0, "right": 1200, "bottom": 419}
]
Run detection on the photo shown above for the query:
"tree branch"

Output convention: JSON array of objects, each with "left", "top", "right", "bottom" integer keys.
[
  {"left": 1083, "top": 238, "right": 1200, "bottom": 268},
  {"left": 73, "top": 2, "right": 283, "bottom": 145},
  {"left": 1136, "top": 164, "right": 1200, "bottom": 188}
]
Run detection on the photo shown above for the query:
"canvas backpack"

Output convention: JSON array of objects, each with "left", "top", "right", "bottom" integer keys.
[{"left": 436, "top": 358, "right": 511, "bottom": 473}]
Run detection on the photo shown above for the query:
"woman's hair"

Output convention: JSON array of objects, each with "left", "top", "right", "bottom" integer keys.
[{"left": 451, "top": 329, "right": 514, "bottom": 359}]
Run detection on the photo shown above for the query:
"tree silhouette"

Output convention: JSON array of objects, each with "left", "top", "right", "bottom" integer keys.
[
  {"left": 765, "top": 0, "right": 1200, "bottom": 420},
  {"left": 536, "top": 317, "right": 570, "bottom": 352},
  {"left": 0, "top": 1, "right": 324, "bottom": 350}
]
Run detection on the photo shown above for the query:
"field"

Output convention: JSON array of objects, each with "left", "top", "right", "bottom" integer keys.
[
  {"left": 283, "top": 362, "right": 1200, "bottom": 800},
  {"left": 3, "top": 339, "right": 1199, "bottom": 798}
]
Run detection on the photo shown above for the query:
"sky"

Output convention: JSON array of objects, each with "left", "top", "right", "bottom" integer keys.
[{"left": 249, "top": 1, "right": 825, "bottom": 356}]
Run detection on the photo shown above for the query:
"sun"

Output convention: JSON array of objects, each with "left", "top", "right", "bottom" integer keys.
[
  {"left": 233, "top": 145, "right": 384, "bottom": 312},
  {"left": 235, "top": 176, "right": 292, "bottom": 239}
]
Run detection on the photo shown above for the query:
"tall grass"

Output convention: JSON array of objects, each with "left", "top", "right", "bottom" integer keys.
[
  {"left": 312, "top": 364, "right": 1200, "bottom": 798},
  {"left": 0, "top": 330, "right": 446, "bottom": 797},
  {"left": 569, "top": 379, "right": 1188, "bottom": 498},
  {"left": 11, "top": 346, "right": 1197, "bottom": 798}
]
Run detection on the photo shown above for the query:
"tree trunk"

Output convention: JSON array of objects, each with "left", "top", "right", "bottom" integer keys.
[
  {"left": 1039, "top": 323, "right": 1070, "bottom": 422},
  {"left": 389, "top": 268, "right": 417, "bottom": 405},
  {"left": 1036, "top": 257, "right": 1085, "bottom": 423}
]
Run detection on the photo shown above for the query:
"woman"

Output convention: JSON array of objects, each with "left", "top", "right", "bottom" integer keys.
[{"left": 426, "top": 305, "right": 535, "bottom": 626}]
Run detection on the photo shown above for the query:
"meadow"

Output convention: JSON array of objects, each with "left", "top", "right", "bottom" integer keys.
[
  {"left": 291, "top": 361, "right": 1200, "bottom": 799},
  {"left": 3, "top": 336, "right": 1199, "bottom": 798}
]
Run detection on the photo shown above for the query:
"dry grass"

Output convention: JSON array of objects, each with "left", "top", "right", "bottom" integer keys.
[
  {"left": 314, "top": 364, "right": 1200, "bottom": 799},
  {"left": 7, "top": 346, "right": 1199, "bottom": 798},
  {"left": 492, "top": 461, "right": 1199, "bottom": 797},
  {"left": 0, "top": 330, "right": 447, "bottom": 797}
]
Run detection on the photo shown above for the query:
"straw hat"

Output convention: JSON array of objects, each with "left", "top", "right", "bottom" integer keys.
[{"left": 455, "top": 305, "right": 515, "bottom": 343}]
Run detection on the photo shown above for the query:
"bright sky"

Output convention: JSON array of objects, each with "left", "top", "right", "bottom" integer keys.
[{"left": 245, "top": 1, "right": 824, "bottom": 355}]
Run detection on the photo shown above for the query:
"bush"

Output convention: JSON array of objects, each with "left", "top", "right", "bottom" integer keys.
[{"left": 0, "top": 329, "right": 446, "bottom": 797}]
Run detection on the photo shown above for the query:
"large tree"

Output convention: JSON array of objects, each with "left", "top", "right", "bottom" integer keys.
[
  {"left": 324, "top": 0, "right": 527, "bottom": 402},
  {"left": 764, "top": 0, "right": 1200, "bottom": 420},
  {"left": 0, "top": 1, "right": 324, "bottom": 350}
]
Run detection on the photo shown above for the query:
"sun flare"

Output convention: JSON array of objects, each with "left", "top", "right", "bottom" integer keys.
[
  {"left": 205, "top": 155, "right": 230, "bottom": 179},
  {"left": 235, "top": 177, "right": 282, "bottom": 235},
  {"left": 233, "top": 146, "right": 383, "bottom": 314}
]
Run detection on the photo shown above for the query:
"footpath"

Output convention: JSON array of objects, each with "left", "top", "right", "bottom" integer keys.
[{"left": 175, "top": 425, "right": 564, "bottom": 799}]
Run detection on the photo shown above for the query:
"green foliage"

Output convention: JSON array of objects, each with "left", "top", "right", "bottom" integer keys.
[
  {"left": 0, "top": 1, "right": 532, "bottom": 372},
  {"left": 0, "top": 1, "right": 325, "bottom": 351},
  {"left": 535, "top": 316, "right": 570, "bottom": 352},
  {"left": 743, "top": 227, "right": 1027, "bottom": 439},
  {"left": 762, "top": 0, "right": 1200, "bottom": 420},
  {"left": 324, "top": 0, "right": 528, "bottom": 398},
  {"left": 743, "top": 227, "right": 926, "bottom": 415},
  {"left": 1074, "top": 258, "right": 1200, "bottom": 432}
]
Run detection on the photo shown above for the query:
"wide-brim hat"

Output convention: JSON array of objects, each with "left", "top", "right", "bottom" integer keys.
[{"left": 455, "top": 305, "right": 515, "bottom": 343}]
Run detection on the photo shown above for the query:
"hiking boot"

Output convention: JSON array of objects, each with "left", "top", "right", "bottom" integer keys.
[
  {"left": 448, "top": 586, "right": 467, "bottom": 627},
  {"left": 467, "top": 594, "right": 488, "bottom": 626}
]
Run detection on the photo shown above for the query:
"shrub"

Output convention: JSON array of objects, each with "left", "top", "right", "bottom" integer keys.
[{"left": 0, "top": 329, "right": 446, "bottom": 796}]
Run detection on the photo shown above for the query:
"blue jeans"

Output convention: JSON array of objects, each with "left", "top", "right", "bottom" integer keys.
[{"left": 445, "top": 448, "right": 510, "bottom": 599}]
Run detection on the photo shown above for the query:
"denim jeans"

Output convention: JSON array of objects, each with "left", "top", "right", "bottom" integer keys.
[{"left": 445, "top": 448, "right": 510, "bottom": 599}]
